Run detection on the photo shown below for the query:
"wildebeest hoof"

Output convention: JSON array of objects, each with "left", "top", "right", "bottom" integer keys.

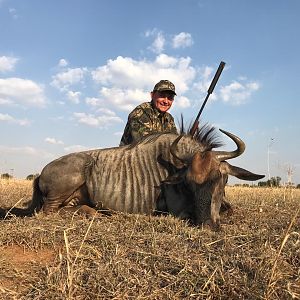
[
  {"left": 203, "top": 219, "right": 222, "bottom": 232},
  {"left": 98, "top": 209, "right": 114, "bottom": 217}
]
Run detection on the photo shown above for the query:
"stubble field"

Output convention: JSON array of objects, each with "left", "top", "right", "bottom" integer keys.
[{"left": 0, "top": 179, "right": 299, "bottom": 299}]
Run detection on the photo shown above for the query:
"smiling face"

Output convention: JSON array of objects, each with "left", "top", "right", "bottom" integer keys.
[{"left": 151, "top": 91, "right": 175, "bottom": 113}]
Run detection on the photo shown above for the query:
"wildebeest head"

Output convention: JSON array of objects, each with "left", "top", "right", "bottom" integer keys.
[{"left": 156, "top": 128, "right": 264, "bottom": 230}]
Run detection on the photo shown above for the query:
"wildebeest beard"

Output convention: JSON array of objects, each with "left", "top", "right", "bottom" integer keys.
[{"left": 186, "top": 176, "right": 221, "bottom": 225}]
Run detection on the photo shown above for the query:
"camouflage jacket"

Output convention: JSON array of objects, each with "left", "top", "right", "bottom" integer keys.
[{"left": 120, "top": 101, "right": 178, "bottom": 146}]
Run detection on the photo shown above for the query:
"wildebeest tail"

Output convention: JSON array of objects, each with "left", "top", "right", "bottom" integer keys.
[{"left": 0, "top": 176, "right": 44, "bottom": 218}]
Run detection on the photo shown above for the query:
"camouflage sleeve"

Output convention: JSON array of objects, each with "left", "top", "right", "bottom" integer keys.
[
  {"left": 128, "top": 108, "right": 153, "bottom": 142},
  {"left": 119, "top": 107, "right": 152, "bottom": 145},
  {"left": 168, "top": 115, "right": 178, "bottom": 134}
]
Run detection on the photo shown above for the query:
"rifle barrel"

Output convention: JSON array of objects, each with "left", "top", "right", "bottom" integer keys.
[
  {"left": 208, "top": 61, "right": 226, "bottom": 95},
  {"left": 194, "top": 61, "right": 225, "bottom": 121},
  {"left": 189, "top": 61, "right": 226, "bottom": 136}
]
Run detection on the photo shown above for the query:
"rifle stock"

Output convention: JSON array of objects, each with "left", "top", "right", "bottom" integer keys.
[{"left": 189, "top": 61, "right": 226, "bottom": 136}]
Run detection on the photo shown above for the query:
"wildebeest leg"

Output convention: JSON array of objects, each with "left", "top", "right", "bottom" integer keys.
[
  {"left": 219, "top": 174, "right": 233, "bottom": 216},
  {"left": 42, "top": 184, "right": 93, "bottom": 214},
  {"left": 39, "top": 152, "right": 96, "bottom": 214},
  {"left": 209, "top": 180, "right": 223, "bottom": 231},
  {"left": 220, "top": 198, "right": 233, "bottom": 216},
  {"left": 154, "top": 185, "right": 168, "bottom": 216},
  {"left": 58, "top": 205, "right": 98, "bottom": 218}
]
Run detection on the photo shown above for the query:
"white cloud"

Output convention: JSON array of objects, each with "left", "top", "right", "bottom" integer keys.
[
  {"left": 154, "top": 54, "right": 177, "bottom": 67},
  {"left": 0, "top": 77, "right": 46, "bottom": 107},
  {"left": 64, "top": 144, "right": 90, "bottom": 153},
  {"left": 58, "top": 58, "right": 68, "bottom": 67},
  {"left": 91, "top": 54, "right": 196, "bottom": 103},
  {"left": 51, "top": 67, "right": 88, "bottom": 91},
  {"left": 85, "top": 97, "right": 104, "bottom": 107},
  {"left": 219, "top": 80, "right": 260, "bottom": 105},
  {"left": 174, "top": 96, "right": 191, "bottom": 108},
  {"left": 172, "top": 32, "right": 194, "bottom": 49},
  {"left": 9, "top": 7, "right": 18, "bottom": 19},
  {"left": 0, "top": 98, "right": 13, "bottom": 105},
  {"left": 193, "top": 66, "right": 214, "bottom": 93},
  {"left": 145, "top": 30, "right": 194, "bottom": 53},
  {"left": 114, "top": 131, "right": 123, "bottom": 136},
  {"left": 73, "top": 111, "right": 123, "bottom": 128},
  {"left": 150, "top": 32, "right": 165, "bottom": 54},
  {"left": 144, "top": 29, "right": 166, "bottom": 54},
  {"left": 44, "top": 137, "right": 64, "bottom": 145},
  {"left": 53, "top": 54, "right": 258, "bottom": 116},
  {"left": 0, "top": 145, "right": 52, "bottom": 158},
  {"left": 0, "top": 56, "right": 19, "bottom": 72},
  {"left": 0, "top": 113, "right": 30, "bottom": 126},
  {"left": 99, "top": 87, "right": 149, "bottom": 111},
  {"left": 0, "top": 145, "right": 35, "bottom": 155},
  {"left": 144, "top": 28, "right": 157, "bottom": 38},
  {"left": 96, "top": 107, "right": 118, "bottom": 116},
  {"left": 66, "top": 90, "right": 81, "bottom": 104}
]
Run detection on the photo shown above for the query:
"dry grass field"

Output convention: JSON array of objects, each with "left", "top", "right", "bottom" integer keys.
[{"left": 0, "top": 178, "right": 299, "bottom": 299}]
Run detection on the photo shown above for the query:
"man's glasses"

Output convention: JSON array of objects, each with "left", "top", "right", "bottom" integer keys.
[{"left": 157, "top": 91, "right": 175, "bottom": 100}]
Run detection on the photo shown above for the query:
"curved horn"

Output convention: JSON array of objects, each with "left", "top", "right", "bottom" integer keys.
[
  {"left": 170, "top": 135, "right": 194, "bottom": 163},
  {"left": 214, "top": 129, "right": 246, "bottom": 161},
  {"left": 170, "top": 135, "right": 185, "bottom": 162}
]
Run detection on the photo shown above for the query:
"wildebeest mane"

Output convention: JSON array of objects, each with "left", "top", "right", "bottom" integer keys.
[
  {"left": 126, "top": 116, "right": 223, "bottom": 151},
  {"left": 177, "top": 115, "right": 223, "bottom": 151}
]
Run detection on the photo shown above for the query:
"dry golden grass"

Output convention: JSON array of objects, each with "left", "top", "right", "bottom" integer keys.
[{"left": 0, "top": 179, "right": 299, "bottom": 299}]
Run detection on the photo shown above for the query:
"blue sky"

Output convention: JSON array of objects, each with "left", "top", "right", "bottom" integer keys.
[{"left": 0, "top": 0, "right": 299, "bottom": 185}]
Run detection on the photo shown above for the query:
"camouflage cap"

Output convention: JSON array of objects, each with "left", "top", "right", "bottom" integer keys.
[{"left": 153, "top": 80, "right": 177, "bottom": 95}]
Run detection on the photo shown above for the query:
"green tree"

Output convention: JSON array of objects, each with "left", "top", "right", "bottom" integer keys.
[
  {"left": 26, "top": 173, "right": 39, "bottom": 180},
  {"left": 1, "top": 173, "right": 12, "bottom": 179}
]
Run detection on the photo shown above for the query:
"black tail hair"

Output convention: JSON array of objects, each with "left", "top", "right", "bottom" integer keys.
[{"left": 0, "top": 176, "right": 44, "bottom": 219}]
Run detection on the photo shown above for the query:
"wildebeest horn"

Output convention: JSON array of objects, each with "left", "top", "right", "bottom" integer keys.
[
  {"left": 214, "top": 129, "right": 246, "bottom": 161},
  {"left": 170, "top": 135, "right": 191, "bottom": 163}
]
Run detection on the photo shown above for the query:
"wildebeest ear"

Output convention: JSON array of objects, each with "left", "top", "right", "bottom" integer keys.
[
  {"left": 187, "top": 152, "right": 214, "bottom": 184},
  {"left": 220, "top": 162, "right": 265, "bottom": 181}
]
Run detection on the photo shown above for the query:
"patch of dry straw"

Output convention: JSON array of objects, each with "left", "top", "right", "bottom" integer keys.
[{"left": 0, "top": 180, "right": 299, "bottom": 299}]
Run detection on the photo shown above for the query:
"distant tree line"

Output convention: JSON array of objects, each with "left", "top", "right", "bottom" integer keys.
[
  {"left": 1, "top": 173, "right": 39, "bottom": 180},
  {"left": 235, "top": 176, "right": 300, "bottom": 188},
  {"left": 258, "top": 176, "right": 282, "bottom": 187}
]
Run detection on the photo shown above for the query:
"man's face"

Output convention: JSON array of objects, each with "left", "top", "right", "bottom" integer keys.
[{"left": 151, "top": 91, "right": 175, "bottom": 113}]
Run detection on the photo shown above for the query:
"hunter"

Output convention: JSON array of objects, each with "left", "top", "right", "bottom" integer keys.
[{"left": 120, "top": 80, "right": 178, "bottom": 146}]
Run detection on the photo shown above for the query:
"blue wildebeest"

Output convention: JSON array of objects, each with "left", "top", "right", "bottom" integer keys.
[
  {"left": 155, "top": 128, "right": 264, "bottom": 230},
  {"left": 0, "top": 125, "right": 264, "bottom": 229}
]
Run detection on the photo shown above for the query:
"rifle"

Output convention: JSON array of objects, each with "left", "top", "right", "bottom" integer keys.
[{"left": 189, "top": 61, "right": 226, "bottom": 136}]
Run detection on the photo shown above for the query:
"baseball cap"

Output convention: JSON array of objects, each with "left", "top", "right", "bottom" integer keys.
[{"left": 153, "top": 80, "right": 176, "bottom": 95}]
